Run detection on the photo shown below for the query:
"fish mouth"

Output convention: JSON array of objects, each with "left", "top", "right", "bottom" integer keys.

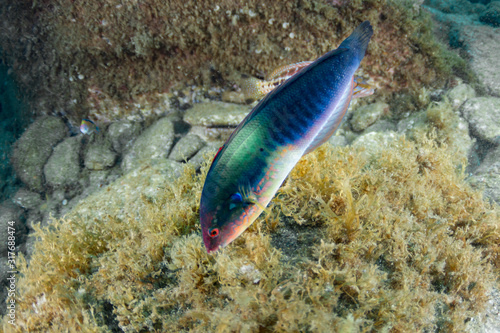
[
  {"left": 204, "top": 241, "right": 220, "bottom": 253},
  {"left": 202, "top": 230, "right": 222, "bottom": 253}
]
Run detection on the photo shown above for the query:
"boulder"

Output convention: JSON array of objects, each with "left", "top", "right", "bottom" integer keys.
[
  {"left": 122, "top": 117, "right": 175, "bottom": 173},
  {"left": 468, "top": 145, "right": 500, "bottom": 204},
  {"left": 169, "top": 133, "right": 206, "bottom": 162},
  {"left": 106, "top": 121, "right": 142, "bottom": 153},
  {"left": 11, "top": 116, "right": 67, "bottom": 191},
  {"left": 84, "top": 140, "right": 117, "bottom": 170},
  {"left": 461, "top": 97, "right": 500, "bottom": 143},
  {"left": 44, "top": 136, "right": 81, "bottom": 187}
]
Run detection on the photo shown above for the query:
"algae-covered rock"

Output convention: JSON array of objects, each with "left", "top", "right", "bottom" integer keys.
[
  {"left": 469, "top": 145, "right": 500, "bottom": 204},
  {"left": 122, "top": 117, "right": 175, "bottom": 173},
  {"left": 350, "top": 102, "right": 389, "bottom": 132},
  {"left": 168, "top": 133, "right": 206, "bottom": 162},
  {"left": 188, "top": 141, "right": 224, "bottom": 170},
  {"left": 106, "top": 121, "right": 142, "bottom": 154},
  {"left": 11, "top": 188, "right": 42, "bottom": 210},
  {"left": 11, "top": 116, "right": 67, "bottom": 191},
  {"left": 352, "top": 131, "right": 401, "bottom": 156},
  {"left": 84, "top": 140, "right": 117, "bottom": 171},
  {"left": 479, "top": 1, "right": 500, "bottom": 27},
  {"left": 327, "top": 134, "right": 348, "bottom": 147},
  {"left": 459, "top": 24, "right": 500, "bottom": 96},
  {"left": 1, "top": 0, "right": 469, "bottom": 124},
  {"left": 221, "top": 90, "right": 247, "bottom": 104},
  {"left": 397, "top": 110, "right": 428, "bottom": 137},
  {"left": 184, "top": 101, "right": 251, "bottom": 127},
  {"left": 190, "top": 125, "right": 236, "bottom": 142},
  {"left": 39, "top": 190, "right": 66, "bottom": 228},
  {"left": 461, "top": 97, "right": 500, "bottom": 143},
  {"left": 446, "top": 83, "right": 476, "bottom": 109},
  {"left": 362, "top": 119, "right": 397, "bottom": 134},
  {"left": 43, "top": 136, "right": 81, "bottom": 188}
]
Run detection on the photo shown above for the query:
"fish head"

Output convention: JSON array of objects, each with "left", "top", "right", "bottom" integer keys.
[{"left": 200, "top": 188, "right": 262, "bottom": 253}]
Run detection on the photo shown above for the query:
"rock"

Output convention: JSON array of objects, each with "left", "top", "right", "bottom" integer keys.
[
  {"left": 25, "top": 210, "right": 42, "bottom": 231},
  {"left": 327, "top": 135, "right": 348, "bottom": 147},
  {"left": 44, "top": 136, "right": 81, "bottom": 188},
  {"left": 458, "top": 24, "right": 500, "bottom": 96},
  {"left": 169, "top": 133, "right": 206, "bottom": 162},
  {"left": 143, "top": 159, "right": 186, "bottom": 197},
  {"left": 84, "top": 140, "right": 117, "bottom": 170},
  {"left": 11, "top": 116, "right": 67, "bottom": 191},
  {"left": 89, "top": 169, "right": 111, "bottom": 189},
  {"left": 446, "top": 83, "right": 476, "bottom": 109},
  {"left": 352, "top": 131, "right": 401, "bottom": 157},
  {"left": 461, "top": 97, "right": 500, "bottom": 143},
  {"left": 397, "top": 111, "right": 427, "bottom": 139},
  {"left": 189, "top": 125, "right": 235, "bottom": 142},
  {"left": 184, "top": 101, "right": 251, "bottom": 127},
  {"left": 0, "top": 201, "right": 26, "bottom": 256},
  {"left": 350, "top": 102, "right": 389, "bottom": 132},
  {"left": 342, "top": 129, "right": 359, "bottom": 144},
  {"left": 122, "top": 117, "right": 175, "bottom": 173},
  {"left": 424, "top": 0, "right": 485, "bottom": 14},
  {"left": 469, "top": 288, "right": 500, "bottom": 333},
  {"left": 362, "top": 119, "right": 397, "bottom": 134},
  {"left": 221, "top": 91, "right": 247, "bottom": 104},
  {"left": 468, "top": 145, "right": 500, "bottom": 204},
  {"left": 65, "top": 159, "right": 186, "bottom": 222},
  {"left": 12, "top": 188, "right": 42, "bottom": 210},
  {"left": 188, "top": 142, "right": 224, "bottom": 170},
  {"left": 454, "top": 116, "right": 476, "bottom": 157},
  {"left": 479, "top": 1, "right": 500, "bottom": 27},
  {"left": 106, "top": 121, "right": 142, "bottom": 153}
]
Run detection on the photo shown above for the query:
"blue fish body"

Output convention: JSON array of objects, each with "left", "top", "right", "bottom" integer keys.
[{"left": 200, "top": 21, "right": 373, "bottom": 253}]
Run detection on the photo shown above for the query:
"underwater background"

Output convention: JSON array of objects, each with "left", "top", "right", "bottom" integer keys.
[{"left": 0, "top": 0, "right": 499, "bottom": 331}]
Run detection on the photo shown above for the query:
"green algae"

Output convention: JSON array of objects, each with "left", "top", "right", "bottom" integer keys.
[{"left": 2, "top": 112, "right": 498, "bottom": 332}]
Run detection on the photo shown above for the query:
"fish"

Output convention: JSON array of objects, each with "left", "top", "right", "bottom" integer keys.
[
  {"left": 80, "top": 119, "right": 99, "bottom": 135},
  {"left": 241, "top": 62, "right": 374, "bottom": 100},
  {"left": 200, "top": 21, "right": 374, "bottom": 253}
]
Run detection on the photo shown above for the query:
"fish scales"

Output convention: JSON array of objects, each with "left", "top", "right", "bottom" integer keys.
[{"left": 200, "top": 21, "right": 373, "bottom": 253}]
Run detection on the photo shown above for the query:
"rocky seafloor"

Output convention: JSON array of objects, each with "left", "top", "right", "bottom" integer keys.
[
  {"left": 1, "top": 79, "right": 499, "bottom": 331},
  {"left": 0, "top": 1, "right": 499, "bottom": 332}
]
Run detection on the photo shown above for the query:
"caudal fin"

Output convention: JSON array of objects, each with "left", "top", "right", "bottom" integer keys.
[{"left": 339, "top": 21, "right": 373, "bottom": 58}]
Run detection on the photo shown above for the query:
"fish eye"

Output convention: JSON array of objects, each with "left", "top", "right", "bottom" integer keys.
[
  {"left": 209, "top": 228, "right": 219, "bottom": 238},
  {"left": 229, "top": 193, "right": 243, "bottom": 210},
  {"left": 230, "top": 193, "right": 243, "bottom": 203}
]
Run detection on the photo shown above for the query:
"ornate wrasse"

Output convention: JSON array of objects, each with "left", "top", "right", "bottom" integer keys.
[{"left": 200, "top": 21, "right": 373, "bottom": 253}]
